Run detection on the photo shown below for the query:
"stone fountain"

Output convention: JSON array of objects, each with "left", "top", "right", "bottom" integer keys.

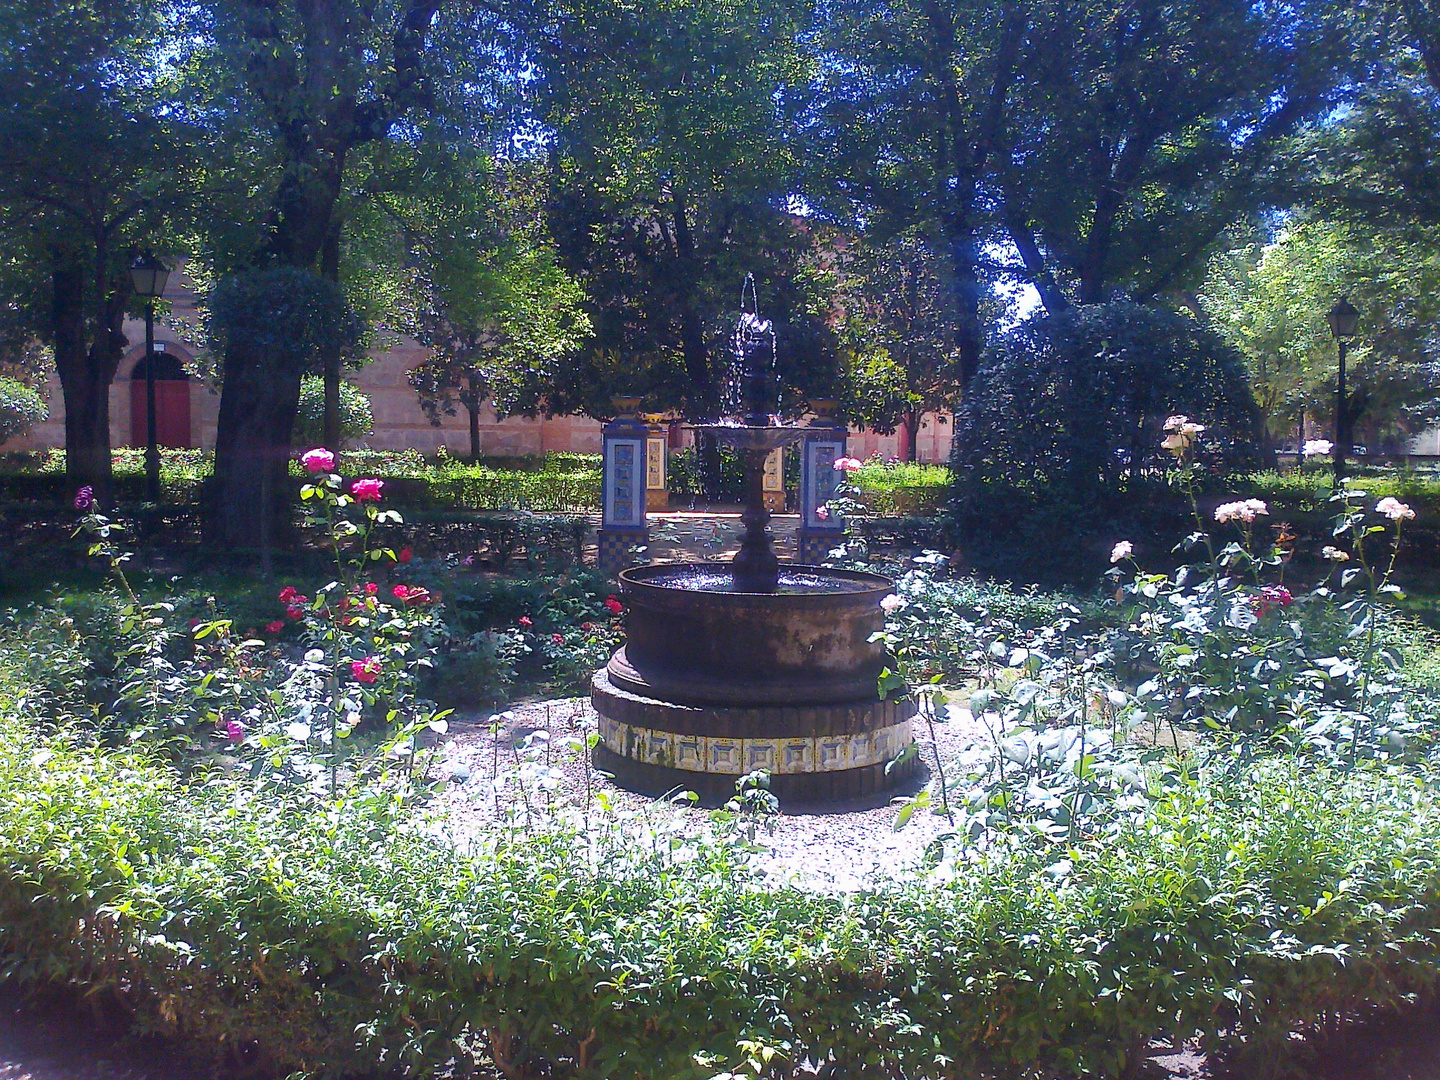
[{"left": 590, "top": 279, "right": 918, "bottom": 801}]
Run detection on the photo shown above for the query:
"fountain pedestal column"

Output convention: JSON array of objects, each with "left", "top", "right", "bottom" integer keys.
[{"left": 731, "top": 447, "right": 780, "bottom": 593}]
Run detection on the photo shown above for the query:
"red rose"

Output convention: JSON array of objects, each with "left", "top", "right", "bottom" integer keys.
[
  {"left": 266, "top": 620, "right": 285, "bottom": 634},
  {"left": 398, "top": 547, "right": 413, "bottom": 563},
  {"left": 552, "top": 633, "right": 563, "bottom": 644},
  {"left": 604, "top": 597, "right": 623, "bottom": 615},
  {"left": 351, "top": 657, "right": 381, "bottom": 684},
  {"left": 286, "top": 605, "right": 304, "bottom": 620},
  {"left": 581, "top": 622, "right": 593, "bottom": 632},
  {"left": 279, "top": 586, "right": 297, "bottom": 602}
]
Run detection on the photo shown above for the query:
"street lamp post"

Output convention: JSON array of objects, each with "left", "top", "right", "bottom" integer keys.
[
  {"left": 1326, "top": 296, "right": 1359, "bottom": 485},
  {"left": 128, "top": 252, "right": 172, "bottom": 503}
]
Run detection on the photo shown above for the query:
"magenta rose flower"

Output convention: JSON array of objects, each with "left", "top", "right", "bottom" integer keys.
[
  {"left": 301, "top": 447, "right": 336, "bottom": 473},
  {"left": 351, "top": 657, "right": 382, "bottom": 684},
  {"left": 351, "top": 478, "right": 384, "bottom": 502},
  {"left": 74, "top": 485, "right": 95, "bottom": 511}
]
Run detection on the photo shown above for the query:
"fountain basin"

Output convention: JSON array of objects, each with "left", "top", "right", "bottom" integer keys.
[{"left": 606, "top": 563, "right": 894, "bottom": 707}]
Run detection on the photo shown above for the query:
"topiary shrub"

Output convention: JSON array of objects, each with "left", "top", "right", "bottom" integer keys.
[
  {"left": 951, "top": 301, "right": 1262, "bottom": 584},
  {"left": 0, "top": 376, "right": 47, "bottom": 445},
  {"left": 293, "top": 374, "right": 374, "bottom": 448}
]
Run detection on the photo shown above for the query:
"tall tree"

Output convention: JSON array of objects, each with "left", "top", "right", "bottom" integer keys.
[
  {"left": 1200, "top": 218, "right": 1440, "bottom": 449},
  {"left": 800, "top": 0, "right": 1025, "bottom": 390},
  {"left": 386, "top": 155, "right": 590, "bottom": 458},
  {"left": 999, "top": 0, "right": 1351, "bottom": 312},
  {"left": 196, "top": 0, "right": 486, "bottom": 548},
  {"left": 534, "top": 0, "right": 831, "bottom": 423},
  {"left": 0, "top": 0, "right": 193, "bottom": 495}
]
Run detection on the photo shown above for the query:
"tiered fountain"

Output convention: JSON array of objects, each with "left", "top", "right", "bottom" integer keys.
[{"left": 590, "top": 281, "right": 918, "bottom": 800}]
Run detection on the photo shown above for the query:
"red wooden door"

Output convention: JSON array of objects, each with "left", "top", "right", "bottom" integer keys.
[{"left": 130, "top": 379, "right": 192, "bottom": 448}]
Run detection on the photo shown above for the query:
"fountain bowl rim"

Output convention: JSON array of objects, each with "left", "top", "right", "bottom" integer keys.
[{"left": 619, "top": 561, "right": 894, "bottom": 598}]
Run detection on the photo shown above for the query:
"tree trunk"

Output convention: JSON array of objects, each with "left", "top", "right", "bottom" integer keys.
[
  {"left": 59, "top": 364, "right": 113, "bottom": 499},
  {"left": 209, "top": 345, "right": 303, "bottom": 554},
  {"left": 52, "top": 252, "right": 126, "bottom": 499},
  {"left": 899, "top": 411, "right": 920, "bottom": 463},
  {"left": 321, "top": 219, "right": 342, "bottom": 450},
  {"left": 467, "top": 400, "right": 481, "bottom": 461},
  {"left": 669, "top": 190, "right": 723, "bottom": 496}
]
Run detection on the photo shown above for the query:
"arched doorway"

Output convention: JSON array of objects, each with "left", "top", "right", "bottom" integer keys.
[{"left": 129, "top": 352, "right": 192, "bottom": 448}]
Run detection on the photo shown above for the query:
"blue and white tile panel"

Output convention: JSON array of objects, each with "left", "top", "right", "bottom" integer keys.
[{"left": 597, "top": 714, "right": 914, "bottom": 775}]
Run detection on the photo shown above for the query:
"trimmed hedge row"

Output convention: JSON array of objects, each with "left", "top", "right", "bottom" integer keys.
[
  {"left": 2, "top": 708, "right": 1440, "bottom": 1079},
  {"left": 0, "top": 450, "right": 603, "bottom": 512}
]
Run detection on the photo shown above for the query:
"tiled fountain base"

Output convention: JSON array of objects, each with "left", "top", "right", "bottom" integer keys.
[{"left": 590, "top": 669, "right": 919, "bottom": 801}]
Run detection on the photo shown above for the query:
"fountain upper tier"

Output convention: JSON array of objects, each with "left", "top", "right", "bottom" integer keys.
[{"left": 692, "top": 421, "right": 809, "bottom": 454}]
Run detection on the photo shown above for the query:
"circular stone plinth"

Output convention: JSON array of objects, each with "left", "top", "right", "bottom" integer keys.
[{"left": 590, "top": 669, "right": 919, "bottom": 801}]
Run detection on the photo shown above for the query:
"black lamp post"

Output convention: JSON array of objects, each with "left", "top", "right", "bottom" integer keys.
[
  {"left": 1326, "top": 296, "right": 1359, "bottom": 485},
  {"left": 128, "top": 251, "right": 172, "bottom": 502}
]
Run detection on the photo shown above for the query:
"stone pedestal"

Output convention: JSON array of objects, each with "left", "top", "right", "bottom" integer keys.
[
  {"left": 645, "top": 423, "right": 669, "bottom": 511},
  {"left": 601, "top": 401, "right": 648, "bottom": 576},
  {"left": 796, "top": 530, "right": 844, "bottom": 564}
]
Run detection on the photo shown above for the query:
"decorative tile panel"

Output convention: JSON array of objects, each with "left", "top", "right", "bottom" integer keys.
[
  {"left": 596, "top": 705, "right": 915, "bottom": 778},
  {"left": 743, "top": 738, "right": 779, "bottom": 774}
]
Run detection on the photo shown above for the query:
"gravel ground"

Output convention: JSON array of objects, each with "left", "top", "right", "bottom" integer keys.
[{"left": 430, "top": 695, "right": 992, "bottom": 891}]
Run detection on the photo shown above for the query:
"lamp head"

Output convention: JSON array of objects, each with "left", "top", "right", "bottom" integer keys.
[
  {"left": 129, "top": 251, "right": 171, "bottom": 300},
  {"left": 1326, "top": 296, "right": 1359, "bottom": 341}
]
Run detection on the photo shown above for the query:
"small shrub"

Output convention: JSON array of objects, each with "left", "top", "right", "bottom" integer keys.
[
  {"left": 0, "top": 377, "right": 47, "bottom": 445},
  {"left": 293, "top": 375, "right": 375, "bottom": 447}
]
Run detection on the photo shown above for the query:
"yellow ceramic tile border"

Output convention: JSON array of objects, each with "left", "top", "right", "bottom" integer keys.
[{"left": 596, "top": 714, "right": 914, "bottom": 775}]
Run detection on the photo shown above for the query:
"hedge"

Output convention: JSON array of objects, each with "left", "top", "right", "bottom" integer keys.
[
  {"left": 2, "top": 702, "right": 1440, "bottom": 1078},
  {"left": 0, "top": 450, "right": 602, "bottom": 513}
]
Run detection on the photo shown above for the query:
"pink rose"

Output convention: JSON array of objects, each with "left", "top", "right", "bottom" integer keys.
[
  {"left": 224, "top": 719, "right": 245, "bottom": 742},
  {"left": 301, "top": 447, "right": 336, "bottom": 473},
  {"left": 552, "top": 633, "right": 563, "bottom": 644},
  {"left": 393, "top": 584, "right": 410, "bottom": 600},
  {"left": 351, "top": 478, "right": 384, "bottom": 501},
  {"left": 519, "top": 615, "right": 533, "bottom": 627},
  {"left": 351, "top": 657, "right": 381, "bottom": 684}
]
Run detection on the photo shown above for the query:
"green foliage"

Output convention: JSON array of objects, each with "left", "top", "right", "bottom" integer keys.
[
  {"left": 951, "top": 302, "right": 1262, "bottom": 582},
  {"left": 834, "top": 233, "right": 964, "bottom": 453},
  {"left": 0, "top": 376, "right": 47, "bottom": 444},
  {"left": 3, "top": 711, "right": 1440, "bottom": 1079},
  {"left": 293, "top": 375, "right": 374, "bottom": 448},
  {"left": 388, "top": 152, "right": 591, "bottom": 435},
  {"left": 539, "top": 0, "right": 839, "bottom": 421},
  {"left": 1200, "top": 220, "right": 1440, "bottom": 443},
  {"left": 207, "top": 269, "right": 363, "bottom": 376},
  {"left": 852, "top": 460, "right": 951, "bottom": 516},
  {"left": 997, "top": 0, "right": 1353, "bottom": 308}
]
